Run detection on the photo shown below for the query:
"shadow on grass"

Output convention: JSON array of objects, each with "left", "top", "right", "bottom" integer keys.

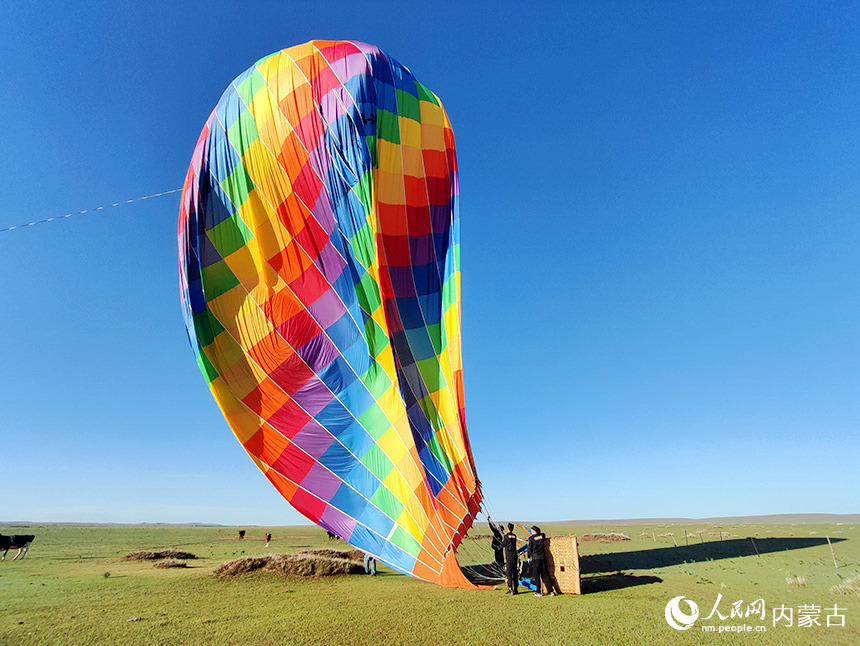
[
  {"left": 581, "top": 573, "right": 663, "bottom": 594},
  {"left": 580, "top": 537, "right": 846, "bottom": 575}
]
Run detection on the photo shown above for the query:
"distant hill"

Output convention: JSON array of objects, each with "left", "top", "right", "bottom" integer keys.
[
  {"left": 551, "top": 513, "right": 860, "bottom": 525},
  {"left": 3, "top": 513, "right": 858, "bottom": 528}
]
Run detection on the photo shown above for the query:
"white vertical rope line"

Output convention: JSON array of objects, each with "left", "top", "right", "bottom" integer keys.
[{"left": 0, "top": 188, "right": 183, "bottom": 233}]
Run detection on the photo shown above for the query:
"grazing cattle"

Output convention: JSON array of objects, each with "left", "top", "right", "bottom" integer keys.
[
  {"left": 327, "top": 531, "right": 337, "bottom": 541},
  {"left": 0, "top": 534, "right": 35, "bottom": 561}
]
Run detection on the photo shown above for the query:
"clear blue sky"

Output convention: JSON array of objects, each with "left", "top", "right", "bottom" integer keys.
[{"left": 2, "top": 1, "right": 857, "bottom": 525}]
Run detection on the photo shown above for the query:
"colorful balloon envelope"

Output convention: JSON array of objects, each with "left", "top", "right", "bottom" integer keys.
[{"left": 178, "top": 41, "right": 481, "bottom": 586}]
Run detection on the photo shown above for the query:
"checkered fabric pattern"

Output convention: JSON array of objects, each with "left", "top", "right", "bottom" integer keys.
[{"left": 178, "top": 41, "right": 481, "bottom": 586}]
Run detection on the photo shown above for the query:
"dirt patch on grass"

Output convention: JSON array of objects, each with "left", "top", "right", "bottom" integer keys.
[
  {"left": 123, "top": 550, "right": 197, "bottom": 561},
  {"left": 153, "top": 559, "right": 189, "bottom": 569},
  {"left": 215, "top": 550, "right": 364, "bottom": 579},
  {"left": 580, "top": 533, "right": 631, "bottom": 543}
]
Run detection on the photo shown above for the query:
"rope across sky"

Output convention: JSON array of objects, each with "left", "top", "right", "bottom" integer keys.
[{"left": 0, "top": 188, "right": 182, "bottom": 233}]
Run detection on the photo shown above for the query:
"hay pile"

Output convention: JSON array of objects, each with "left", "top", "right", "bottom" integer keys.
[
  {"left": 831, "top": 575, "right": 860, "bottom": 598},
  {"left": 123, "top": 550, "right": 197, "bottom": 561},
  {"left": 579, "top": 533, "right": 631, "bottom": 543},
  {"left": 215, "top": 549, "right": 364, "bottom": 579},
  {"left": 153, "top": 559, "right": 189, "bottom": 569}
]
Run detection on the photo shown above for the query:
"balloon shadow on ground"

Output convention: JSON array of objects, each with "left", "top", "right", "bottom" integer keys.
[
  {"left": 579, "top": 537, "right": 846, "bottom": 575},
  {"left": 581, "top": 572, "right": 663, "bottom": 594}
]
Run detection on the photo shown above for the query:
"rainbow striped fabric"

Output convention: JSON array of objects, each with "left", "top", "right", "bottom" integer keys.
[{"left": 178, "top": 41, "right": 481, "bottom": 586}]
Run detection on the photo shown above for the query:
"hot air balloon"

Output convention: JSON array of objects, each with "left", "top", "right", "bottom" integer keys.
[{"left": 178, "top": 41, "right": 482, "bottom": 587}]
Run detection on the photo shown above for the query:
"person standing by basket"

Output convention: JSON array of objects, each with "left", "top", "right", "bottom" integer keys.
[
  {"left": 501, "top": 523, "right": 520, "bottom": 594},
  {"left": 527, "top": 526, "right": 556, "bottom": 597}
]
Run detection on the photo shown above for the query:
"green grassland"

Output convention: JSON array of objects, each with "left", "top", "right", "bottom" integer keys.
[{"left": 1, "top": 519, "right": 858, "bottom": 645}]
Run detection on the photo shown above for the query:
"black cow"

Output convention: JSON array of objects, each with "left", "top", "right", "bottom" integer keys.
[{"left": 0, "top": 534, "right": 35, "bottom": 560}]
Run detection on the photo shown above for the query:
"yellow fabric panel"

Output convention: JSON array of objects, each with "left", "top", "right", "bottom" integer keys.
[
  {"left": 241, "top": 139, "right": 278, "bottom": 186},
  {"left": 205, "top": 331, "right": 266, "bottom": 399},
  {"left": 435, "top": 388, "right": 459, "bottom": 436},
  {"left": 256, "top": 51, "right": 290, "bottom": 82},
  {"left": 398, "top": 116, "right": 422, "bottom": 149},
  {"left": 401, "top": 144, "right": 424, "bottom": 178},
  {"left": 223, "top": 236, "right": 271, "bottom": 292},
  {"left": 434, "top": 426, "right": 465, "bottom": 468},
  {"left": 395, "top": 507, "right": 425, "bottom": 543},
  {"left": 378, "top": 384, "right": 405, "bottom": 422},
  {"left": 375, "top": 347, "right": 396, "bottom": 382},
  {"left": 401, "top": 490, "right": 430, "bottom": 532},
  {"left": 419, "top": 123, "right": 446, "bottom": 152},
  {"left": 377, "top": 427, "right": 408, "bottom": 464},
  {"left": 208, "top": 283, "right": 272, "bottom": 350},
  {"left": 375, "top": 169, "right": 406, "bottom": 204},
  {"left": 377, "top": 139, "right": 404, "bottom": 175},
  {"left": 418, "top": 101, "right": 445, "bottom": 127},
  {"left": 210, "top": 376, "right": 262, "bottom": 443}
]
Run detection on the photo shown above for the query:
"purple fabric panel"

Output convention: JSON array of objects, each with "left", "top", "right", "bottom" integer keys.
[
  {"left": 297, "top": 332, "right": 340, "bottom": 373},
  {"left": 387, "top": 266, "right": 417, "bottom": 296},
  {"left": 292, "top": 374, "right": 334, "bottom": 416},
  {"left": 301, "top": 462, "right": 342, "bottom": 501},
  {"left": 328, "top": 53, "right": 369, "bottom": 87},
  {"left": 308, "top": 286, "right": 347, "bottom": 329},
  {"left": 319, "top": 92, "right": 347, "bottom": 125},
  {"left": 293, "top": 420, "right": 335, "bottom": 459},
  {"left": 311, "top": 192, "right": 336, "bottom": 232},
  {"left": 320, "top": 504, "right": 357, "bottom": 538},
  {"left": 408, "top": 235, "right": 435, "bottom": 266},
  {"left": 307, "top": 136, "right": 333, "bottom": 185},
  {"left": 313, "top": 243, "right": 346, "bottom": 283},
  {"left": 429, "top": 203, "right": 451, "bottom": 231},
  {"left": 326, "top": 84, "right": 357, "bottom": 112},
  {"left": 351, "top": 41, "right": 381, "bottom": 58}
]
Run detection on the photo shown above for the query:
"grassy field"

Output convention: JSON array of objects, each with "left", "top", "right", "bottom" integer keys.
[{"left": 1, "top": 519, "right": 857, "bottom": 645}]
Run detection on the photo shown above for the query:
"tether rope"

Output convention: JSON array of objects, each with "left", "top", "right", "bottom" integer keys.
[{"left": 0, "top": 188, "right": 182, "bottom": 233}]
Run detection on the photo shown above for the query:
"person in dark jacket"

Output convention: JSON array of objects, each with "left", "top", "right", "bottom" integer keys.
[
  {"left": 501, "top": 523, "right": 519, "bottom": 594},
  {"left": 527, "top": 525, "right": 556, "bottom": 596},
  {"left": 488, "top": 519, "right": 504, "bottom": 566}
]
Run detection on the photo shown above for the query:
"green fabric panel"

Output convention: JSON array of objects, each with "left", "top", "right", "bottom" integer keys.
[
  {"left": 426, "top": 322, "right": 445, "bottom": 355},
  {"left": 227, "top": 109, "right": 259, "bottom": 156},
  {"left": 201, "top": 259, "right": 241, "bottom": 300},
  {"left": 193, "top": 309, "right": 225, "bottom": 348},
  {"left": 355, "top": 271, "right": 382, "bottom": 315},
  {"left": 442, "top": 276, "right": 457, "bottom": 311},
  {"left": 220, "top": 163, "right": 254, "bottom": 211},
  {"left": 207, "top": 215, "right": 254, "bottom": 259},
  {"left": 370, "top": 484, "right": 405, "bottom": 519},
  {"left": 364, "top": 317, "right": 388, "bottom": 359},
  {"left": 354, "top": 169, "right": 373, "bottom": 215},
  {"left": 416, "top": 392, "right": 442, "bottom": 434},
  {"left": 358, "top": 403, "right": 389, "bottom": 440},
  {"left": 360, "top": 367, "right": 392, "bottom": 400},
  {"left": 390, "top": 526, "right": 422, "bottom": 558},
  {"left": 415, "top": 81, "right": 439, "bottom": 106},
  {"left": 395, "top": 88, "right": 421, "bottom": 123},
  {"left": 361, "top": 443, "right": 395, "bottom": 480},
  {"left": 196, "top": 348, "right": 219, "bottom": 383},
  {"left": 350, "top": 222, "right": 375, "bottom": 273},
  {"left": 427, "top": 433, "right": 454, "bottom": 473},
  {"left": 376, "top": 109, "right": 400, "bottom": 144},
  {"left": 416, "top": 357, "right": 444, "bottom": 394},
  {"left": 236, "top": 68, "right": 267, "bottom": 105},
  {"left": 365, "top": 135, "right": 378, "bottom": 166}
]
